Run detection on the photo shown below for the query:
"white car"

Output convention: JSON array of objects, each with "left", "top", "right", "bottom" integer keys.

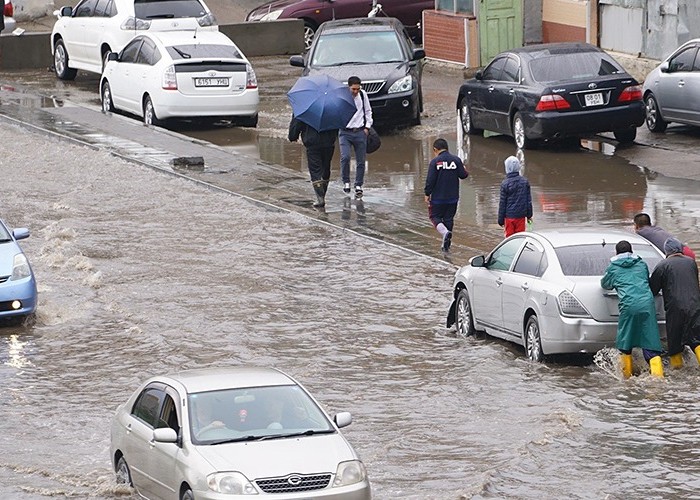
[
  {"left": 100, "top": 30, "right": 259, "bottom": 127},
  {"left": 110, "top": 366, "right": 371, "bottom": 500},
  {"left": 447, "top": 228, "right": 667, "bottom": 362},
  {"left": 51, "top": 0, "right": 217, "bottom": 80}
]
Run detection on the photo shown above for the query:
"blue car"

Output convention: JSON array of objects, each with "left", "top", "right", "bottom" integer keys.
[{"left": 0, "top": 219, "right": 37, "bottom": 320}]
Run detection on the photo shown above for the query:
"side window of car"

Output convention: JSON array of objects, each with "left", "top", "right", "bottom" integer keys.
[
  {"left": 120, "top": 39, "right": 143, "bottom": 63},
  {"left": 93, "top": 0, "right": 111, "bottom": 17},
  {"left": 106, "top": 0, "right": 117, "bottom": 17},
  {"left": 482, "top": 56, "right": 507, "bottom": 81},
  {"left": 487, "top": 238, "right": 524, "bottom": 271},
  {"left": 513, "top": 241, "right": 547, "bottom": 277},
  {"left": 136, "top": 39, "right": 156, "bottom": 65},
  {"left": 159, "top": 393, "right": 181, "bottom": 434},
  {"left": 669, "top": 46, "right": 698, "bottom": 72},
  {"left": 74, "top": 0, "right": 98, "bottom": 17},
  {"left": 501, "top": 56, "right": 519, "bottom": 83},
  {"left": 132, "top": 387, "right": 164, "bottom": 428}
]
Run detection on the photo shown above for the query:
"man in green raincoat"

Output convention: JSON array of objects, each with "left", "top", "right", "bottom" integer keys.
[{"left": 600, "top": 240, "right": 664, "bottom": 378}]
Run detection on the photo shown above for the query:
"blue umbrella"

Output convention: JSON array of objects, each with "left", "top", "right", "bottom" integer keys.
[{"left": 287, "top": 74, "right": 357, "bottom": 132}]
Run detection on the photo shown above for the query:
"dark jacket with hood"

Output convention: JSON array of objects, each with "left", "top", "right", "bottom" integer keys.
[
  {"left": 288, "top": 116, "right": 337, "bottom": 149},
  {"left": 498, "top": 172, "right": 533, "bottom": 225}
]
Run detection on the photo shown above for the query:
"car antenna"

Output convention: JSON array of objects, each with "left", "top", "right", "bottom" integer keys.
[{"left": 602, "top": 238, "right": 606, "bottom": 247}]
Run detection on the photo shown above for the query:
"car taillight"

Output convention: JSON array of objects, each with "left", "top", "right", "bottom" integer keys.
[
  {"left": 5, "top": 1, "right": 13, "bottom": 17},
  {"left": 535, "top": 94, "right": 571, "bottom": 112},
  {"left": 162, "top": 65, "right": 177, "bottom": 90},
  {"left": 246, "top": 63, "right": 257, "bottom": 89},
  {"left": 120, "top": 17, "right": 151, "bottom": 30},
  {"left": 557, "top": 291, "right": 591, "bottom": 317},
  {"left": 617, "top": 84, "right": 642, "bottom": 102}
]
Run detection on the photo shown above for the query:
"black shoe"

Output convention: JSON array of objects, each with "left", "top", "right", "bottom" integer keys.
[
  {"left": 441, "top": 231, "right": 452, "bottom": 252},
  {"left": 355, "top": 186, "right": 363, "bottom": 199},
  {"left": 343, "top": 182, "right": 351, "bottom": 194}
]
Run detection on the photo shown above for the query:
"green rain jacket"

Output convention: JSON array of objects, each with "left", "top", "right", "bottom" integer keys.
[{"left": 600, "top": 253, "right": 663, "bottom": 352}]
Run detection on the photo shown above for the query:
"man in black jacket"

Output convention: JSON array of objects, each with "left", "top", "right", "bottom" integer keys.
[
  {"left": 424, "top": 138, "right": 468, "bottom": 252},
  {"left": 288, "top": 115, "right": 338, "bottom": 208}
]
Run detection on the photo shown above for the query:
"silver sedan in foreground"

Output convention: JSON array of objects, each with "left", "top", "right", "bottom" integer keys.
[
  {"left": 110, "top": 366, "right": 371, "bottom": 500},
  {"left": 447, "top": 228, "right": 667, "bottom": 362}
]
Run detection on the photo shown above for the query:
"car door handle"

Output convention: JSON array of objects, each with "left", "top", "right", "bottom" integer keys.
[
  {"left": 495, "top": 277, "right": 503, "bottom": 287},
  {"left": 509, "top": 89, "right": 515, "bottom": 94},
  {"left": 521, "top": 283, "right": 529, "bottom": 290},
  {"left": 125, "top": 423, "right": 132, "bottom": 434},
  {"left": 488, "top": 85, "right": 495, "bottom": 92},
  {"left": 678, "top": 80, "right": 685, "bottom": 87}
]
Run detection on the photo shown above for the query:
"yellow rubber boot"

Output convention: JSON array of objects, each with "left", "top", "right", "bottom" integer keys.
[
  {"left": 620, "top": 353, "right": 633, "bottom": 379},
  {"left": 694, "top": 346, "right": 700, "bottom": 365},
  {"left": 649, "top": 356, "right": 664, "bottom": 378},
  {"left": 670, "top": 353, "right": 684, "bottom": 369}
]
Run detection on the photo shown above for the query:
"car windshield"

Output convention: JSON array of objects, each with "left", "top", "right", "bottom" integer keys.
[
  {"left": 165, "top": 44, "right": 242, "bottom": 60},
  {"left": 188, "top": 384, "right": 334, "bottom": 445},
  {"left": 311, "top": 31, "right": 405, "bottom": 66},
  {"left": 0, "top": 223, "right": 10, "bottom": 240},
  {"left": 528, "top": 51, "right": 624, "bottom": 83},
  {"left": 555, "top": 242, "right": 663, "bottom": 276},
  {"left": 134, "top": 0, "right": 207, "bottom": 19}
]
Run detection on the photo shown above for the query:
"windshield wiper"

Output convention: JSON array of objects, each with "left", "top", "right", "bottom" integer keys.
[
  {"left": 258, "top": 429, "right": 336, "bottom": 441},
  {"left": 173, "top": 47, "right": 191, "bottom": 59},
  {"left": 146, "top": 14, "right": 175, "bottom": 18},
  {"left": 208, "top": 435, "right": 266, "bottom": 445},
  {"left": 0, "top": 238, "right": 12, "bottom": 243},
  {"left": 334, "top": 61, "right": 369, "bottom": 66}
]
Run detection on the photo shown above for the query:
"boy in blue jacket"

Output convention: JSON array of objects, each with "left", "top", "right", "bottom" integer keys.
[
  {"left": 424, "top": 138, "right": 469, "bottom": 252},
  {"left": 498, "top": 156, "right": 533, "bottom": 237}
]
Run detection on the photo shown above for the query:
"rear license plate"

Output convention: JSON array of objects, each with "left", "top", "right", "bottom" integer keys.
[
  {"left": 194, "top": 77, "right": 229, "bottom": 87},
  {"left": 584, "top": 92, "right": 603, "bottom": 106}
]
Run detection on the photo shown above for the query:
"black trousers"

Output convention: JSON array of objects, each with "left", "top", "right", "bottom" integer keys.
[
  {"left": 666, "top": 308, "right": 700, "bottom": 356},
  {"left": 306, "top": 146, "right": 335, "bottom": 184}
]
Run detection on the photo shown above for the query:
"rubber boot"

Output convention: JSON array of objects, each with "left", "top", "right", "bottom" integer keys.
[
  {"left": 312, "top": 181, "right": 325, "bottom": 207},
  {"left": 649, "top": 356, "right": 664, "bottom": 378},
  {"left": 694, "top": 346, "right": 700, "bottom": 365},
  {"left": 620, "top": 353, "right": 633, "bottom": 379},
  {"left": 670, "top": 352, "right": 684, "bottom": 369}
]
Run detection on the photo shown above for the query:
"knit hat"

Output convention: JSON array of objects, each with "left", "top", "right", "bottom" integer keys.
[
  {"left": 663, "top": 237, "right": 684, "bottom": 256},
  {"left": 504, "top": 156, "right": 521, "bottom": 174}
]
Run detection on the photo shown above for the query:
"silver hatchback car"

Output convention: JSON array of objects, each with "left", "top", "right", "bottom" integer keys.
[
  {"left": 110, "top": 366, "right": 371, "bottom": 500},
  {"left": 447, "top": 228, "right": 667, "bottom": 362}
]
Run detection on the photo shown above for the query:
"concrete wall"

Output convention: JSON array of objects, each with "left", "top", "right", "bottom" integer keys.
[{"left": 0, "top": 19, "right": 304, "bottom": 70}]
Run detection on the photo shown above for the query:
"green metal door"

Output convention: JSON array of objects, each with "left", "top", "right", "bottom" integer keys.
[{"left": 478, "top": 0, "right": 523, "bottom": 65}]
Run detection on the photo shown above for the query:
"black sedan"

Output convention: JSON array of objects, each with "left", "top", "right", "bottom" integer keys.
[
  {"left": 456, "top": 42, "right": 645, "bottom": 149},
  {"left": 290, "top": 17, "right": 425, "bottom": 128}
]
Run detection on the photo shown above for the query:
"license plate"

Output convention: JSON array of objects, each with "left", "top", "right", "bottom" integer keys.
[
  {"left": 584, "top": 92, "right": 603, "bottom": 106},
  {"left": 194, "top": 77, "right": 229, "bottom": 87}
]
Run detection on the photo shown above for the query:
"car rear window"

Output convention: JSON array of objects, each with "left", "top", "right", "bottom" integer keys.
[
  {"left": 528, "top": 51, "right": 625, "bottom": 83},
  {"left": 555, "top": 243, "right": 663, "bottom": 276},
  {"left": 311, "top": 31, "right": 405, "bottom": 66},
  {"left": 134, "top": 0, "right": 207, "bottom": 19},
  {"left": 166, "top": 44, "right": 242, "bottom": 60}
]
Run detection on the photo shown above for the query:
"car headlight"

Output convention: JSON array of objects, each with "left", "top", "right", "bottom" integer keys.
[
  {"left": 260, "top": 9, "right": 283, "bottom": 21},
  {"left": 557, "top": 290, "right": 591, "bottom": 317},
  {"left": 11, "top": 254, "right": 30, "bottom": 280},
  {"left": 207, "top": 472, "right": 257, "bottom": 495},
  {"left": 120, "top": 16, "right": 151, "bottom": 30},
  {"left": 387, "top": 75, "right": 413, "bottom": 94},
  {"left": 333, "top": 460, "right": 367, "bottom": 487}
]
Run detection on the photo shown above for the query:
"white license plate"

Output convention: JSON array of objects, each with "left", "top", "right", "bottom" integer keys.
[
  {"left": 584, "top": 92, "right": 604, "bottom": 106},
  {"left": 194, "top": 77, "right": 229, "bottom": 87}
]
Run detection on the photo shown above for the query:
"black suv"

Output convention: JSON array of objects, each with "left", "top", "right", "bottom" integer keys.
[{"left": 290, "top": 17, "right": 425, "bottom": 128}]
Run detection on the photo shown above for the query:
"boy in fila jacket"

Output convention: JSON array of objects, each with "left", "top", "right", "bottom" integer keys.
[{"left": 424, "top": 138, "right": 469, "bottom": 252}]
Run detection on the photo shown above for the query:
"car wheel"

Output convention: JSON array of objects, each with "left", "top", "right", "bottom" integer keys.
[
  {"left": 512, "top": 112, "right": 534, "bottom": 149},
  {"left": 101, "top": 81, "right": 115, "bottom": 113},
  {"left": 644, "top": 94, "right": 668, "bottom": 133},
  {"left": 524, "top": 315, "right": 544, "bottom": 362},
  {"left": 115, "top": 456, "right": 132, "bottom": 486},
  {"left": 613, "top": 128, "right": 637, "bottom": 144},
  {"left": 181, "top": 487, "right": 194, "bottom": 500},
  {"left": 455, "top": 289, "right": 475, "bottom": 337},
  {"left": 303, "top": 21, "right": 317, "bottom": 50},
  {"left": 238, "top": 113, "right": 258, "bottom": 128},
  {"left": 459, "top": 96, "right": 482, "bottom": 136},
  {"left": 143, "top": 95, "right": 162, "bottom": 127},
  {"left": 53, "top": 39, "right": 77, "bottom": 81}
]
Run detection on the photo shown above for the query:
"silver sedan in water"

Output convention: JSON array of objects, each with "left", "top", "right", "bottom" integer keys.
[
  {"left": 447, "top": 228, "right": 667, "bottom": 362},
  {"left": 110, "top": 366, "right": 371, "bottom": 500}
]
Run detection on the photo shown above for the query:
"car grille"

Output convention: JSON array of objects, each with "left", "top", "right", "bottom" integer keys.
[
  {"left": 0, "top": 275, "right": 9, "bottom": 284},
  {"left": 361, "top": 80, "right": 385, "bottom": 95},
  {"left": 255, "top": 473, "right": 331, "bottom": 493}
]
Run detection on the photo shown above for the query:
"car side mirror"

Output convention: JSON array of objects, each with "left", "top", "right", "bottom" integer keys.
[
  {"left": 152, "top": 428, "right": 178, "bottom": 443},
  {"left": 60, "top": 6, "right": 72, "bottom": 16},
  {"left": 108, "top": 52, "right": 118, "bottom": 61},
  {"left": 659, "top": 61, "right": 670, "bottom": 73},
  {"left": 475, "top": 70, "right": 483, "bottom": 81},
  {"left": 12, "top": 228, "right": 30, "bottom": 241},
  {"left": 289, "top": 55, "right": 305, "bottom": 68},
  {"left": 412, "top": 48, "right": 426, "bottom": 61},
  {"left": 470, "top": 255, "right": 485, "bottom": 267},
  {"left": 334, "top": 412, "right": 352, "bottom": 428}
]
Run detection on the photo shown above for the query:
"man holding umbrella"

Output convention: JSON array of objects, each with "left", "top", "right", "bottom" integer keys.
[{"left": 287, "top": 75, "right": 357, "bottom": 208}]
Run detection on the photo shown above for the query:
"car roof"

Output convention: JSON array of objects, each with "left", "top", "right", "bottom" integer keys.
[
  {"left": 159, "top": 366, "right": 295, "bottom": 393},
  {"left": 144, "top": 30, "right": 234, "bottom": 47},
  {"left": 530, "top": 228, "right": 659, "bottom": 250},
  {"left": 506, "top": 42, "right": 602, "bottom": 58},
  {"left": 319, "top": 17, "right": 403, "bottom": 33}
]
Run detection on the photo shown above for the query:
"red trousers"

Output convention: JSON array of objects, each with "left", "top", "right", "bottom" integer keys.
[{"left": 504, "top": 218, "right": 526, "bottom": 237}]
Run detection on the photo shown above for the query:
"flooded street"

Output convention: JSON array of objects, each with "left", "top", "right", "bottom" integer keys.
[{"left": 2, "top": 56, "right": 700, "bottom": 500}]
